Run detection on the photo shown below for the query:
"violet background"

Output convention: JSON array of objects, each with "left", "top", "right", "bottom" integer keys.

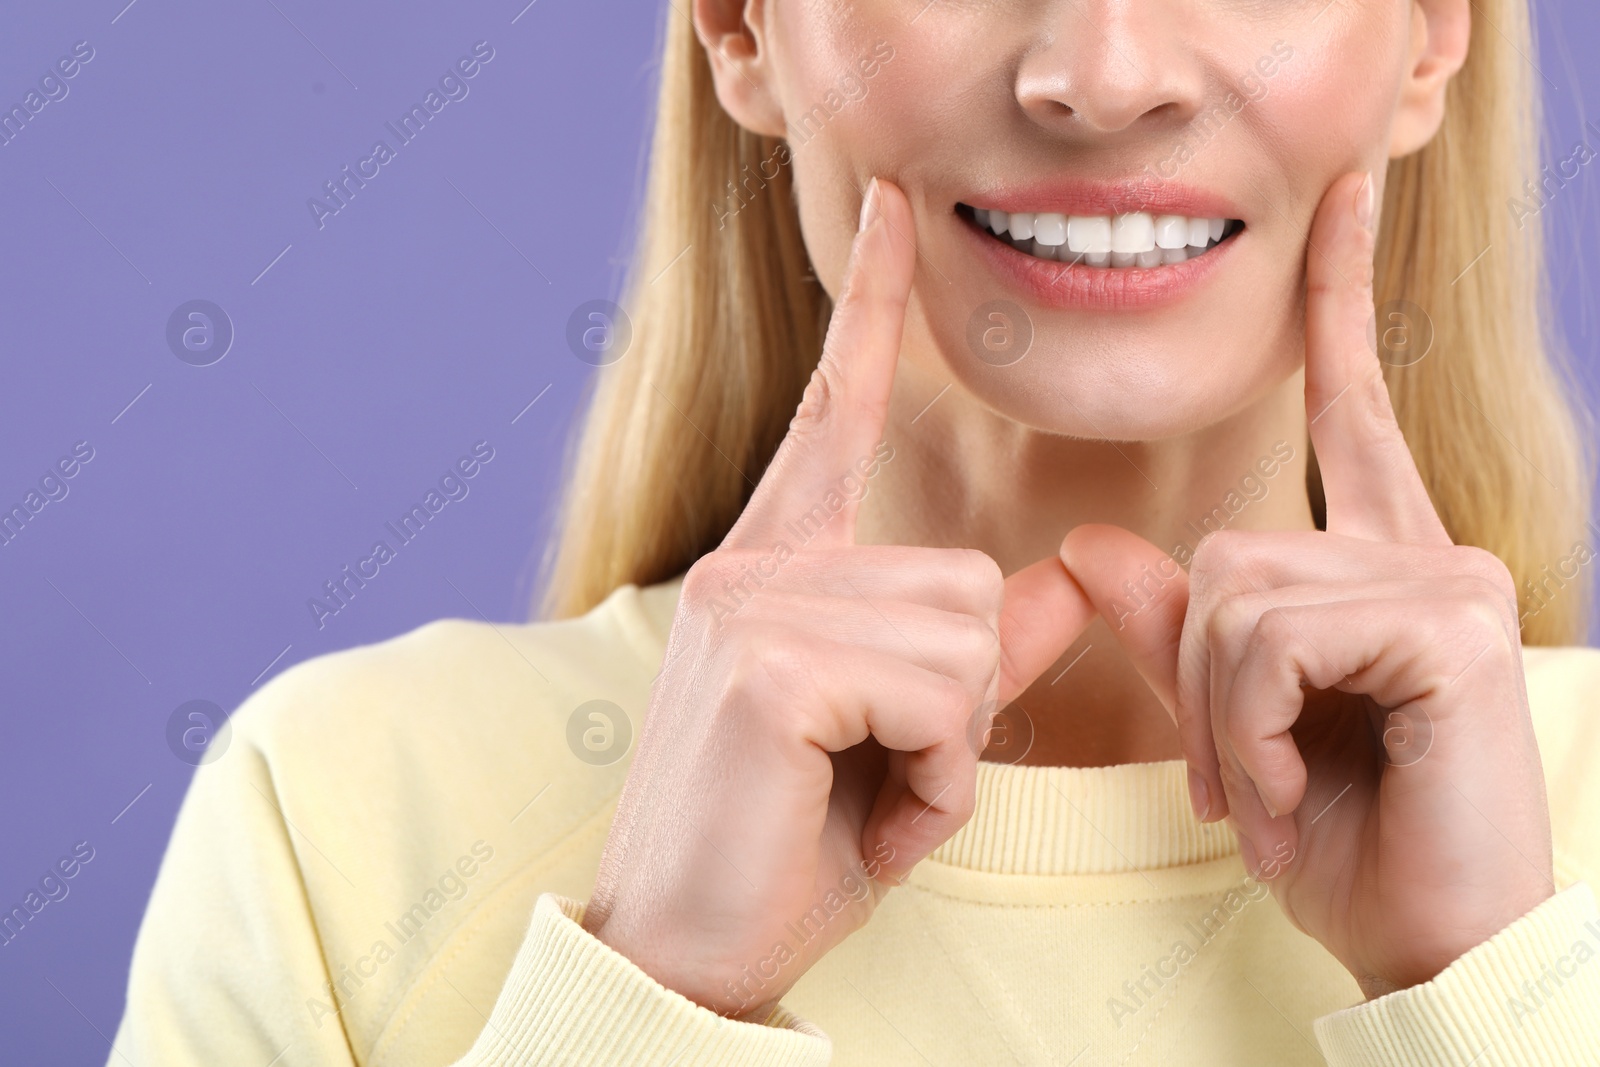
[{"left": 0, "top": 1, "right": 1596, "bottom": 1062}]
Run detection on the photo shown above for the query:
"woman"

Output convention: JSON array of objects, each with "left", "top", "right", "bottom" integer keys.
[{"left": 113, "top": 0, "right": 1600, "bottom": 1063}]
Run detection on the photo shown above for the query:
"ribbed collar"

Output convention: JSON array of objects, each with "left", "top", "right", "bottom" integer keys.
[
  {"left": 629, "top": 575, "right": 1240, "bottom": 880},
  {"left": 929, "top": 759, "right": 1238, "bottom": 875}
]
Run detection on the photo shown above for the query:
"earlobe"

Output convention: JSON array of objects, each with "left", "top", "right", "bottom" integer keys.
[
  {"left": 692, "top": 0, "right": 788, "bottom": 138},
  {"left": 1389, "top": 0, "right": 1471, "bottom": 158}
]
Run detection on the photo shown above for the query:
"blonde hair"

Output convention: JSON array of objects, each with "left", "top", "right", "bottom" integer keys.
[{"left": 536, "top": 3, "right": 1593, "bottom": 645}]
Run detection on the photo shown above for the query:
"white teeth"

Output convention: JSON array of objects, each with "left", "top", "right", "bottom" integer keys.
[
  {"left": 1154, "top": 215, "right": 1190, "bottom": 250},
  {"left": 1111, "top": 212, "right": 1156, "bottom": 254},
  {"left": 974, "top": 206, "right": 1235, "bottom": 268},
  {"left": 1033, "top": 212, "right": 1067, "bottom": 246},
  {"left": 1068, "top": 216, "right": 1111, "bottom": 254}
]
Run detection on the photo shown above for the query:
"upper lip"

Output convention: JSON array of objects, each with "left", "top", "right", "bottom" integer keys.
[{"left": 961, "top": 178, "right": 1242, "bottom": 220}]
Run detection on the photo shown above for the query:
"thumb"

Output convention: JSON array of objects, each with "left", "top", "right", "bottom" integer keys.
[
  {"left": 996, "top": 555, "right": 1098, "bottom": 705},
  {"left": 1058, "top": 524, "right": 1189, "bottom": 716}
]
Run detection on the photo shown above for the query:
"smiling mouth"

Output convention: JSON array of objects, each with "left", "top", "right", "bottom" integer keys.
[{"left": 957, "top": 203, "right": 1244, "bottom": 269}]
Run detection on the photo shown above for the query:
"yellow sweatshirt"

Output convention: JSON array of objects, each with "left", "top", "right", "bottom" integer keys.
[{"left": 111, "top": 575, "right": 1600, "bottom": 1065}]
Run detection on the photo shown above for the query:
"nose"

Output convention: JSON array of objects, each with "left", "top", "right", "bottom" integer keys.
[{"left": 1015, "top": 1, "right": 1207, "bottom": 138}]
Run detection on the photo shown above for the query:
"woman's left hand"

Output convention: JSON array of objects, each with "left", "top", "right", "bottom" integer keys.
[{"left": 1060, "top": 170, "right": 1556, "bottom": 999}]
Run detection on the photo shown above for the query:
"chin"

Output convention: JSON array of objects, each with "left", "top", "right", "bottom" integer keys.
[{"left": 920, "top": 306, "right": 1303, "bottom": 443}]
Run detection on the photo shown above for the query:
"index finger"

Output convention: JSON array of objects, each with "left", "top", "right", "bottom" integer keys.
[
  {"left": 723, "top": 176, "right": 917, "bottom": 553},
  {"left": 1303, "top": 170, "right": 1450, "bottom": 546}
]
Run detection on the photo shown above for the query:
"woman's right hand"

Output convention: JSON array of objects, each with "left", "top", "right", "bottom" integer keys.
[{"left": 581, "top": 178, "right": 1091, "bottom": 1018}]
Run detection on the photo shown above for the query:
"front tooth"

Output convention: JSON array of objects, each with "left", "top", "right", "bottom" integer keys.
[
  {"left": 1208, "top": 217, "right": 1225, "bottom": 241},
  {"left": 1161, "top": 246, "right": 1190, "bottom": 265},
  {"left": 1110, "top": 212, "right": 1155, "bottom": 254},
  {"left": 1084, "top": 250, "right": 1110, "bottom": 267},
  {"left": 1136, "top": 248, "right": 1163, "bottom": 268},
  {"left": 1154, "top": 215, "right": 1190, "bottom": 250},
  {"left": 1187, "top": 217, "right": 1210, "bottom": 248},
  {"left": 1110, "top": 250, "right": 1136, "bottom": 268},
  {"left": 1033, "top": 212, "right": 1067, "bottom": 246},
  {"left": 1009, "top": 212, "right": 1036, "bottom": 240},
  {"left": 991, "top": 211, "right": 1011, "bottom": 236},
  {"left": 1067, "top": 215, "right": 1111, "bottom": 254}
]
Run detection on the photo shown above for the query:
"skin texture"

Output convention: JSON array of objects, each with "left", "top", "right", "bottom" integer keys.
[{"left": 584, "top": 0, "right": 1553, "bottom": 1020}]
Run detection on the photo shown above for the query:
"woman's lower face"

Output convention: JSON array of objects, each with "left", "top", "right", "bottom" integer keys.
[{"left": 769, "top": 0, "right": 1415, "bottom": 441}]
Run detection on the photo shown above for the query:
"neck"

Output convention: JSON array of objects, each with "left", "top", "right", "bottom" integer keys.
[{"left": 855, "top": 358, "right": 1317, "bottom": 769}]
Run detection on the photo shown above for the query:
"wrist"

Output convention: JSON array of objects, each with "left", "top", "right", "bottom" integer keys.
[
  {"left": 584, "top": 904, "right": 754, "bottom": 1017},
  {"left": 1355, "top": 881, "right": 1558, "bottom": 999}
]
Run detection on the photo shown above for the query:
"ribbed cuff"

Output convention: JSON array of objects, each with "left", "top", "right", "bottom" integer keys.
[
  {"left": 1314, "top": 882, "right": 1600, "bottom": 1065},
  {"left": 454, "top": 893, "right": 832, "bottom": 1066}
]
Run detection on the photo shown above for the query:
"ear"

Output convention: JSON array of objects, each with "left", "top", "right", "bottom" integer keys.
[
  {"left": 693, "top": 0, "right": 787, "bottom": 138},
  {"left": 1390, "top": 0, "right": 1471, "bottom": 158}
]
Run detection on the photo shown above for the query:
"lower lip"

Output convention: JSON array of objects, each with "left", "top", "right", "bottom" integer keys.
[{"left": 959, "top": 215, "right": 1239, "bottom": 310}]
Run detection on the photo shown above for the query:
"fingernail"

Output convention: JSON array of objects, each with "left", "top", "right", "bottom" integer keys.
[
  {"left": 858, "top": 177, "right": 880, "bottom": 233},
  {"left": 1354, "top": 170, "right": 1375, "bottom": 233},
  {"left": 1187, "top": 766, "right": 1210, "bottom": 822},
  {"left": 1256, "top": 781, "right": 1279, "bottom": 820}
]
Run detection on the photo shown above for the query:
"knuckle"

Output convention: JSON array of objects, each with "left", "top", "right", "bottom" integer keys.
[
  {"left": 724, "top": 626, "right": 807, "bottom": 707},
  {"left": 1449, "top": 584, "right": 1515, "bottom": 644},
  {"left": 951, "top": 611, "right": 1001, "bottom": 677},
  {"left": 682, "top": 554, "right": 737, "bottom": 607},
  {"left": 1189, "top": 530, "right": 1247, "bottom": 594},
  {"left": 1207, "top": 592, "right": 1261, "bottom": 650},
  {"left": 1248, "top": 607, "right": 1300, "bottom": 657},
  {"left": 1454, "top": 546, "right": 1518, "bottom": 607},
  {"left": 949, "top": 549, "right": 1005, "bottom": 618},
  {"left": 680, "top": 555, "right": 719, "bottom": 605},
  {"left": 936, "top": 673, "right": 974, "bottom": 732}
]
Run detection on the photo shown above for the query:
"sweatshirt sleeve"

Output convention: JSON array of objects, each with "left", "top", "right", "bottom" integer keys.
[
  {"left": 1313, "top": 882, "right": 1600, "bottom": 1065},
  {"left": 110, "top": 719, "right": 830, "bottom": 1066},
  {"left": 448, "top": 894, "right": 831, "bottom": 1067},
  {"left": 109, "top": 726, "right": 367, "bottom": 1066}
]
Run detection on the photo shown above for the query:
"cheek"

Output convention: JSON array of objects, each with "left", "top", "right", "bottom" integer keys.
[
  {"left": 1249, "top": 9, "right": 1411, "bottom": 183},
  {"left": 774, "top": 9, "right": 978, "bottom": 300}
]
